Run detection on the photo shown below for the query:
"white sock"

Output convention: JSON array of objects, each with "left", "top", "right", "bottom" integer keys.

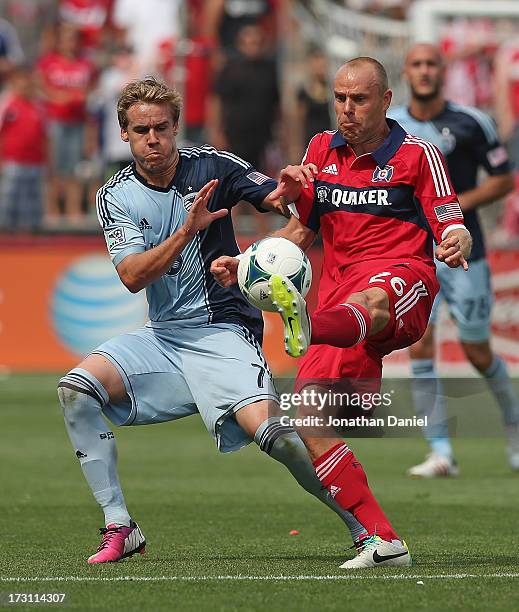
[
  {"left": 58, "top": 369, "right": 131, "bottom": 527},
  {"left": 255, "top": 418, "right": 367, "bottom": 543}
]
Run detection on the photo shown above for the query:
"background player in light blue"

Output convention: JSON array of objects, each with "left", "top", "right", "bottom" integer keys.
[
  {"left": 390, "top": 43, "right": 519, "bottom": 477},
  {"left": 57, "top": 77, "right": 367, "bottom": 564}
]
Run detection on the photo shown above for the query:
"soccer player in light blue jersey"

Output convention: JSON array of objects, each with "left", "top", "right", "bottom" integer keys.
[
  {"left": 390, "top": 43, "right": 519, "bottom": 477},
  {"left": 57, "top": 77, "right": 367, "bottom": 564}
]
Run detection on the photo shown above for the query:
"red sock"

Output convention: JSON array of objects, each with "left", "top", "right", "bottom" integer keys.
[
  {"left": 311, "top": 303, "right": 371, "bottom": 347},
  {"left": 313, "top": 443, "right": 398, "bottom": 541}
]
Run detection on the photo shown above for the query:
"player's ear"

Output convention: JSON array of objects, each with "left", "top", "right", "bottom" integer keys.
[
  {"left": 383, "top": 89, "right": 392, "bottom": 112},
  {"left": 121, "top": 127, "right": 129, "bottom": 142},
  {"left": 173, "top": 121, "right": 179, "bottom": 136}
]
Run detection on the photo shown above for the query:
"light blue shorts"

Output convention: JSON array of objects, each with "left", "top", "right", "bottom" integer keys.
[
  {"left": 92, "top": 321, "right": 278, "bottom": 452},
  {"left": 429, "top": 258, "right": 492, "bottom": 342}
]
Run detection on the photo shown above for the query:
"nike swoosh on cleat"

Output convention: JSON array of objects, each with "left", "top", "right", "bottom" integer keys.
[
  {"left": 372, "top": 550, "right": 409, "bottom": 563},
  {"left": 287, "top": 317, "right": 295, "bottom": 336}
]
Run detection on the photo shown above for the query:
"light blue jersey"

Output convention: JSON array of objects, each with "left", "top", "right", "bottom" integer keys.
[
  {"left": 91, "top": 147, "right": 280, "bottom": 451},
  {"left": 96, "top": 146, "right": 277, "bottom": 340}
]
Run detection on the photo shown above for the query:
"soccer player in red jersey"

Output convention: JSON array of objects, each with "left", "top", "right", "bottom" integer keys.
[{"left": 212, "top": 56, "right": 472, "bottom": 568}]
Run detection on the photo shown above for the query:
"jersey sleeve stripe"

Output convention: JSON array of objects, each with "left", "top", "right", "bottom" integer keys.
[
  {"left": 405, "top": 137, "right": 442, "bottom": 196},
  {"left": 404, "top": 136, "right": 451, "bottom": 197},
  {"left": 406, "top": 135, "right": 451, "bottom": 196},
  {"left": 180, "top": 146, "right": 250, "bottom": 169},
  {"left": 449, "top": 103, "right": 497, "bottom": 143},
  {"left": 96, "top": 187, "right": 112, "bottom": 228}
]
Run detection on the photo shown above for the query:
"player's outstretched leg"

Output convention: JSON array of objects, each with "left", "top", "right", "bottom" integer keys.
[
  {"left": 310, "top": 441, "right": 411, "bottom": 569},
  {"left": 58, "top": 368, "right": 145, "bottom": 563},
  {"left": 254, "top": 418, "right": 368, "bottom": 545},
  {"left": 268, "top": 274, "right": 311, "bottom": 357}
]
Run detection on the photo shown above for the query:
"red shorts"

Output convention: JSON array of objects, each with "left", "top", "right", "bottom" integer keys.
[{"left": 297, "top": 260, "right": 439, "bottom": 386}]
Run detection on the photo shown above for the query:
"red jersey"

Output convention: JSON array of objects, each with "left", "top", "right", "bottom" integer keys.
[
  {"left": 295, "top": 120, "right": 466, "bottom": 287},
  {"left": 0, "top": 94, "right": 47, "bottom": 164},
  {"left": 59, "top": 0, "right": 112, "bottom": 50},
  {"left": 36, "top": 52, "right": 96, "bottom": 122}
]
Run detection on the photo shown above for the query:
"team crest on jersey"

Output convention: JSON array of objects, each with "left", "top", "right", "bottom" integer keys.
[
  {"left": 372, "top": 165, "right": 394, "bottom": 182},
  {"left": 316, "top": 185, "right": 330, "bottom": 203},
  {"left": 440, "top": 127, "right": 456, "bottom": 155},
  {"left": 182, "top": 191, "right": 198, "bottom": 211},
  {"left": 166, "top": 254, "right": 183, "bottom": 276},
  {"left": 105, "top": 227, "right": 125, "bottom": 252}
]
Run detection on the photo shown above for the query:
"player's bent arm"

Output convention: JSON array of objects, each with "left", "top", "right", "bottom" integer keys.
[
  {"left": 116, "top": 229, "right": 194, "bottom": 293},
  {"left": 259, "top": 195, "right": 291, "bottom": 218},
  {"left": 271, "top": 214, "right": 316, "bottom": 252},
  {"left": 117, "top": 179, "right": 223, "bottom": 293},
  {"left": 210, "top": 216, "right": 315, "bottom": 288},
  {"left": 458, "top": 173, "right": 514, "bottom": 212}
]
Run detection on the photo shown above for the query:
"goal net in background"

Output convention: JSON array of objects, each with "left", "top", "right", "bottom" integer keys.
[{"left": 307, "top": 0, "right": 519, "bottom": 109}]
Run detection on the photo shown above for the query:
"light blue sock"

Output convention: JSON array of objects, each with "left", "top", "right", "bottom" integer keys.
[
  {"left": 255, "top": 418, "right": 367, "bottom": 543},
  {"left": 411, "top": 359, "right": 453, "bottom": 459},
  {"left": 58, "top": 368, "right": 131, "bottom": 527},
  {"left": 484, "top": 356, "right": 519, "bottom": 426}
]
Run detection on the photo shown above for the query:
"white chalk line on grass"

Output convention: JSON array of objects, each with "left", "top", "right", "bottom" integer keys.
[{"left": 2, "top": 573, "right": 519, "bottom": 583}]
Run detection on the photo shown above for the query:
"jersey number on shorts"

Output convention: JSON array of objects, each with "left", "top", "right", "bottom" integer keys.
[
  {"left": 368, "top": 271, "right": 407, "bottom": 296},
  {"left": 369, "top": 270, "right": 428, "bottom": 320},
  {"left": 251, "top": 363, "right": 267, "bottom": 388}
]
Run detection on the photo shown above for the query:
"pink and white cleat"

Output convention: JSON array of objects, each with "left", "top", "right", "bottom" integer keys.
[{"left": 87, "top": 520, "right": 146, "bottom": 564}]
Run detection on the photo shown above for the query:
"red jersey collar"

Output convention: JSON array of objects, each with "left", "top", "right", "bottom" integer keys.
[{"left": 329, "top": 118, "right": 407, "bottom": 167}]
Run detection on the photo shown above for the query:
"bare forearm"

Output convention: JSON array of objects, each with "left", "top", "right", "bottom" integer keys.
[
  {"left": 458, "top": 174, "right": 514, "bottom": 212},
  {"left": 271, "top": 217, "right": 315, "bottom": 251},
  {"left": 117, "top": 228, "right": 192, "bottom": 293}
]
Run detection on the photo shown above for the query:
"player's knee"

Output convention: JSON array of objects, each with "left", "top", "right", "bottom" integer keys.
[
  {"left": 410, "top": 327, "right": 435, "bottom": 360},
  {"left": 462, "top": 342, "right": 493, "bottom": 372},
  {"left": 363, "top": 291, "right": 390, "bottom": 334},
  {"left": 57, "top": 383, "right": 85, "bottom": 428}
]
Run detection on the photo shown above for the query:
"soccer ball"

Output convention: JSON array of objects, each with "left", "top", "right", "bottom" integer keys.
[{"left": 237, "top": 237, "right": 312, "bottom": 312}]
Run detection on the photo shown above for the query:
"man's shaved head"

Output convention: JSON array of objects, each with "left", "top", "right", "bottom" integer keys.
[
  {"left": 404, "top": 43, "right": 444, "bottom": 68},
  {"left": 338, "top": 57, "right": 389, "bottom": 94},
  {"left": 332, "top": 55, "right": 392, "bottom": 149},
  {"left": 402, "top": 43, "right": 445, "bottom": 102}
]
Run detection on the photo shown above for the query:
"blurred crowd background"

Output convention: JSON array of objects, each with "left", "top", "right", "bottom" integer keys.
[{"left": 1, "top": 0, "right": 519, "bottom": 240}]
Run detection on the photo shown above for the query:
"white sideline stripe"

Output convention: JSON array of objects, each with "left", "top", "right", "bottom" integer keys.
[{"left": 2, "top": 573, "right": 519, "bottom": 583}]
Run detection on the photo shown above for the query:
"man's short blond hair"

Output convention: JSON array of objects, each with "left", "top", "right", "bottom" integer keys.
[{"left": 117, "top": 77, "right": 182, "bottom": 129}]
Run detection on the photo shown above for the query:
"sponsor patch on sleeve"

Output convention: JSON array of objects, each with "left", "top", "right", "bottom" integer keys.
[
  {"left": 434, "top": 202, "right": 463, "bottom": 222},
  {"left": 246, "top": 171, "right": 271, "bottom": 185},
  {"left": 105, "top": 227, "right": 126, "bottom": 252},
  {"left": 487, "top": 145, "right": 509, "bottom": 168}
]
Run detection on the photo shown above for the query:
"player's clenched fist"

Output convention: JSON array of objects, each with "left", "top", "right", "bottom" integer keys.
[{"left": 211, "top": 255, "right": 239, "bottom": 287}]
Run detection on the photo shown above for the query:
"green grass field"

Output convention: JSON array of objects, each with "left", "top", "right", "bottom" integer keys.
[{"left": 2, "top": 374, "right": 519, "bottom": 611}]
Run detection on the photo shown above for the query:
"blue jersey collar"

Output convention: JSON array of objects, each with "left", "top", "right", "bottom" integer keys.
[{"left": 329, "top": 118, "right": 407, "bottom": 167}]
